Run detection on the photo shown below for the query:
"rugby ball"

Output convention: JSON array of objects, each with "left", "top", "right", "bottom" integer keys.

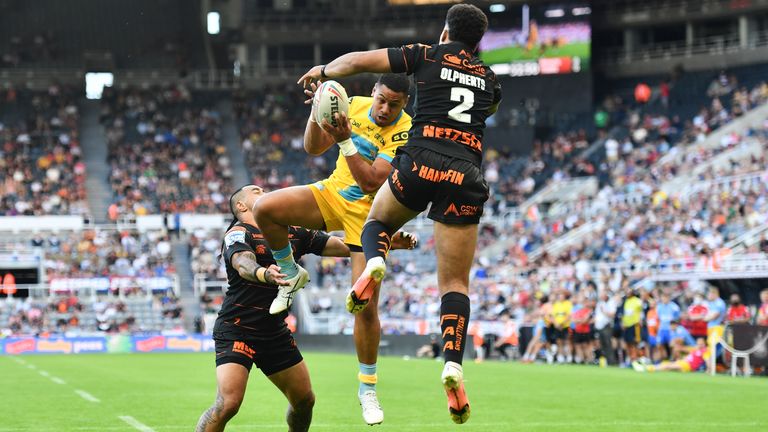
[{"left": 313, "top": 80, "right": 349, "bottom": 128}]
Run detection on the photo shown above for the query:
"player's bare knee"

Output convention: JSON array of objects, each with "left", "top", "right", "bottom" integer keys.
[
  {"left": 293, "top": 391, "right": 315, "bottom": 412},
  {"left": 357, "top": 304, "right": 379, "bottom": 324},
  {"left": 220, "top": 394, "right": 244, "bottom": 418},
  {"left": 251, "top": 196, "right": 273, "bottom": 219}
]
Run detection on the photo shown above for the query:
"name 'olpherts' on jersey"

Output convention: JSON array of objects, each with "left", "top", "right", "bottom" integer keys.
[{"left": 388, "top": 42, "right": 502, "bottom": 166}]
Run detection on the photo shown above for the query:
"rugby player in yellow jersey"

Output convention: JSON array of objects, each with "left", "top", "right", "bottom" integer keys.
[{"left": 255, "top": 74, "right": 414, "bottom": 425}]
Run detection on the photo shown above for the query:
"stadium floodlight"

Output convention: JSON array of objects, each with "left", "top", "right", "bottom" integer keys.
[
  {"left": 544, "top": 8, "right": 564, "bottom": 18},
  {"left": 489, "top": 4, "right": 506, "bottom": 13},
  {"left": 572, "top": 7, "right": 591, "bottom": 16},
  {"left": 85, "top": 72, "right": 114, "bottom": 100},
  {"left": 207, "top": 12, "right": 220, "bottom": 35}
]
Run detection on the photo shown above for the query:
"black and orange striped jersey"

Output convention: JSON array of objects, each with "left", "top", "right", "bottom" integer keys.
[
  {"left": 214, "top": 222, "right": 329, "bottom": 340},
  {"left": 387, "top": 41, "right": 502, "bottom": 166}
]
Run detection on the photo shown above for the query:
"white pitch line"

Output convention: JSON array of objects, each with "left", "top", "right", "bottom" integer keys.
[
  {"left": 0, "top": 421, "right": 766, "bottom": 431},
  {"left": 74, "top": 390, "right": 100, "bottom": 403},
  {"left": 38, "top": 370, "right": 50, "bottom": 377},
  {"left": 26, "top": 364, "right": 36, "bottom": 370},
  {"left": 50, "top": 377, "right": 66, "bottom": 385},
  {"left": 118, "top": 415, "right": 155, "bottom": 432},
  {"left": 10, "top": 357, "right": 25, "bottom": 365}
]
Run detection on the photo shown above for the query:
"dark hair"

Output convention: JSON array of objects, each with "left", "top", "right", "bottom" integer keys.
[
  {"left": 220, "top": 185, "right": 249, "bottom": 262},
  {"left": 376, "top": 74, "right": 410, "bottom": 96},
  {"left": 446, "top": 4, "right": 488, "bottom": 48}
]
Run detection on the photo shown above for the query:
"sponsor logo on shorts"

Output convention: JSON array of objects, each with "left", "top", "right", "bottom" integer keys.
[
  {"left": 232, "top": 341, "right": 256, "bottom": 359},
  {"left": 390, "top": 169, "right": 404, "bottom": 192},
  {"left": 421, "top": 125, "right": 482, "bottom": 152},
  {"left": 443, "top": 203, "right": 480, "bottom": 217},
  {"left": 418, "top": 166, "right": 465, "bottom": 185}
]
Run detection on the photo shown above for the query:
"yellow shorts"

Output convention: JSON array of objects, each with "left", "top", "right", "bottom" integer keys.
[
  {"left": 660, "top": 360, "right": 692, "bottom": 372},
  {"left": 676, "top": 360, "right": 692, "bottom": 372},
  {"left": 308, "top": 179, "right": 373, "bottom": 247},
  {"left": 707, "top": 325, "right": 724, "bottom": 347}
]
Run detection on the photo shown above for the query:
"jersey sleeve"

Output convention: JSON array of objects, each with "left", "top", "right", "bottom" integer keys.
[
  {"left": 222, "top": 228, "right": 253, "bottom": 266},
  {"left": 387, "top": 44, "right": 426, "bottom": 75},
  {"left": 293, "top": 227, "right": 331, "bottom": 257}
]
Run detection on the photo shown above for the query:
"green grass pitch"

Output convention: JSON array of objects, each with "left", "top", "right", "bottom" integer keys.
[
  {"left": 1, "top": 352, "right": 767, "bottom": 431},
  {"left": 480, "top": 42, "right": 590, "bottom": 65}
]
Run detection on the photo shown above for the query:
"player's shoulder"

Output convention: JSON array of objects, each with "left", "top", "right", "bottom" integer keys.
[
  {"left": 225, "top": 224, "right": 247, "bottom": 235},
  {"left": 224, "top": 227, "right": 248, "bottom": 248}
]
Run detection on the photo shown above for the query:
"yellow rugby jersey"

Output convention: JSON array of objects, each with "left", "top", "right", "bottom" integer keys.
[{"left": 325, "top": 96, "right": 411, "bottom": 202}]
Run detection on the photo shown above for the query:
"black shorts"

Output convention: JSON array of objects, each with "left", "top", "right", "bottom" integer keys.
[
  {"left": 553, "top": 327, "right": 571, "bottom": 341},
  {"left": 544, "top": 324, "right": 557, "bottom": 344},
  {"left": 623, "top": 324, "right": 642, "bottom": 344},
  {"left": 573, "top": 332, "right": 592, "bottom": 344},
  {"left": 213, "top": 330, "right": 302, "bottom": 376},
  {"left": 388, "top": 147, "right": 489, "bottom": 225}
]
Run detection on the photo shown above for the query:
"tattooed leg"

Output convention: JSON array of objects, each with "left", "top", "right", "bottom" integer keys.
[{"left": 196, "top": 363, "right": 249, "bottom": 432}]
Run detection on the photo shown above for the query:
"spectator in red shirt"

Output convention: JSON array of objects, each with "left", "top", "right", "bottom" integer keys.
[
  {"left": 725, "top": 294, "right": 751, "bottom": 325},
  {"left": 683, "top": 293, "right": 709, "bottom": 338},
  {"left": 757, "top": 289, "right": 768, "bottom": 326}
]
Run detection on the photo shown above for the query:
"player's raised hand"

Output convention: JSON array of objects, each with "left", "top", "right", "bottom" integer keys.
[
  {"left": 391, "top": 231, "right": 419, "bottom": 250},
  {"left": 321, "top": 112, "right": 352, "bottom": 142},
  {"left": 298, "top": 65, "right": 324, "bottom": 87},
  {"left": 303, "top": 81, "right": 318, "bottom": 105},
  {"left": 264, "top": 264, "right": 290, "bottom": 286}
]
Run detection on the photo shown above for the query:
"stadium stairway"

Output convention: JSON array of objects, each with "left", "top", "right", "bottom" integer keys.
[
  {"left": 172, "top": 235, "right": 199, "bottom": 332},
  {"left": 79, "top": 100, "right": 113, "bottom": 223},
  {"left": 216, "top": 98, "right": 251, "bottom": 188}
]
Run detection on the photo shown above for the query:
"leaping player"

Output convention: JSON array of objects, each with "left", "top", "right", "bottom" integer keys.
[
  {"left": 254, "top": 74, "right": 415, "bottom": 425},
  {"left": 296, "top": 4, "right": 501, "bottom": 424}
]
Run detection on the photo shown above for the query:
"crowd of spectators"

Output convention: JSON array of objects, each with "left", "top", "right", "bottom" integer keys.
[
  {"left": 0, "top": 86, "right": 89, "bottom": 216},
  {"left": 101, "top": 85, "right": 233, "bottom": 217},
  {"left": 0, "top": 293, "right": 183, "bottom": 337}
]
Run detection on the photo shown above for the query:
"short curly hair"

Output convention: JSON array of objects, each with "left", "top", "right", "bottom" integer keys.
[
  {"left": 446, "top": 4, "right": 488, "bottom": 48},
  {"left": 377, "top": 74, "right": 411, "bottom": 96}
]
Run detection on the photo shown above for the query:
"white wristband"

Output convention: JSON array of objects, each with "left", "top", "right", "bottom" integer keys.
[{"left": 337, "top": 138, "right": 358, "bottom": 157}]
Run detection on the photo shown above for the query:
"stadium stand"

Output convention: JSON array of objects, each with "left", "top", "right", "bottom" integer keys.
[
  {"left": 101, "top": 86, "right": 234, "bottom": 216},
  {"left": 0, "top": 87, "right": 89, "bottom": 216}
]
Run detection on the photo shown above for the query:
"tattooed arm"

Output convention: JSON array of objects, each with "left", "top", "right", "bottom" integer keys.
[{"left": 231, "top": 251, "right": 289, "bottom": 286}]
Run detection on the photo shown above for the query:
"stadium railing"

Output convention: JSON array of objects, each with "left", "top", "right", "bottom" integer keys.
[
  {"left": 1, "top": 278, "right": 180, "bottom": 301},
  {"left": 679, "top": 170, "right": 768, "bottom": 199},
  {"left": 518, "top": 177, "right": 599, "bottom": 210}
]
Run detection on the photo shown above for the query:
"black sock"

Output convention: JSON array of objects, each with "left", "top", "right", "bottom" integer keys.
[
  {"left": 361, "top": 220, "right": 394, "bottom": 262},
  {"left": 440, "top": 292, "right": 470, "bottom": 365}
]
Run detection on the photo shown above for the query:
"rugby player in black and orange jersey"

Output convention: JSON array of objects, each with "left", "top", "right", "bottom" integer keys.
[
  {"left": 297, "top": 4, "right": 500, "bottom": 424},
  {"left": 196, "top": 185, "right": 414, "bottom": 432}
]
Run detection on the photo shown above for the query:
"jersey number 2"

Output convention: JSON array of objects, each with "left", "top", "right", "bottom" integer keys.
[{"left": 448, "top": 87, "right": 474, "bottom": 124}]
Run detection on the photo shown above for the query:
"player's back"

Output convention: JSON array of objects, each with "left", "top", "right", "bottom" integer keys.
[{"left": 388, "top": 42, "right": 502, "bottom": 166}]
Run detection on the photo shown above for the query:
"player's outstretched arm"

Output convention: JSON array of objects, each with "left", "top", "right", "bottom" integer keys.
[
  {"left": 231, "top": 251, "right": 290, "bottom": 286},
  {"left": 298, "top": 49, "right": 392, "bottom": 87}
]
